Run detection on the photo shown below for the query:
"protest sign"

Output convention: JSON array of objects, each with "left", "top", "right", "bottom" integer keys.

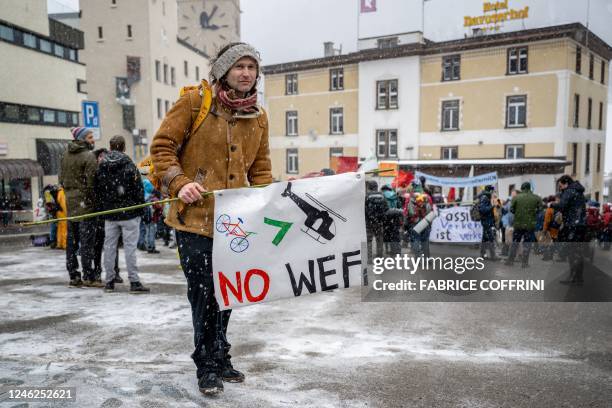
[
  {"left": 212, "top": 172, "right": 366, "bottom": 310},
  {"left": 415, "top": 171, "right": 498, "bottom": 188},
  {"left": 429, "top": 205, "right": 483, "bottom": 243}
]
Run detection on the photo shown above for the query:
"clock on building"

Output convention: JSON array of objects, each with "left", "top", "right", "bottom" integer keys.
[{"left": 177, "top": 0, "right": 241, "bottom": 58}]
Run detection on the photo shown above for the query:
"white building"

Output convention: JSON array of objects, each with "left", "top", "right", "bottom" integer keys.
[{"left": 0, "top": 0, "right": 86, "bottom": 220}]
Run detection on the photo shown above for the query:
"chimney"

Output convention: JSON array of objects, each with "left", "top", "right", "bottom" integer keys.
[{"left": 324, "top": 42, "right": 335, "bottom": 57}]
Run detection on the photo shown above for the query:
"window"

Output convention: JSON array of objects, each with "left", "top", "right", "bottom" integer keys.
[
  {"left": 155, "top": 60, "right": 161, "bottom": 81},
  {"left": 596, "top": 143, "right": 602, "bottom": 172},
  {"left": 43, "top": 109, "right": 55, "bottom": 123},
  {"left": 39, "top": 38, "right": 51, "bottom": 53},
  {"left": 442, "top": 54, "right": 460, "bottom": 81},
  {"left": 506, "top": 144, "right": 525, "bottom": 159},
  {"left": 163, "top": 63, "right": 168, "bottom": 84},
  {"left": 506, "top": 95, "right": 526, "bottom": 127},
  {"left": 601, "top": 61, "right": 606, "bottom": 85},
  {"left": 111, "top": 0, "right": 117, "bottom": 4},
  {"left": 195, "top": 66, "right": 200, "bottom": 81},
  {"left": 171, "top": 67, "right": 175, "bottom": 86},
  {"left": 285, "top": 74, "right": 298, "bottom": 95},
  {"left": 330, "top": 147, "right": 343, "bottom": 159},
  {"left": 285, "top": 111, "right": 298, "bottom": 136},
  {"left": 329, "top": 107, "right": 343, "bottom": 134},
  {"left": 571, "top": 143, "right": 578, "bottom": 175},
  {"left": 589, "top": 53, "right": 594, "bottom": 80},
  {"left": 376, "top": 129, "right": 398, "bottom": 159},
  {"left": 4, "top": 105, "right": 20, "bottom": 121},
  {"left": 376, "top": 79, "right": 398, "bottom": 109},
  {"left": 54, "top": 43, "right": 64, "bottom": 58},
  {"left": 441, "top": 100, "right": 460, "bottom": 130},
  {"left": 507, "top": 47, "right": 528, "bottom": 74},
  {"left": 0, "top": 24, "right": 14, "bottom": 41},
  {"left": 0, "top": 102, "right": 77, "bottom": 127},
  {"left": 156, "top": 98, "right": 162, "bottom": 119},
  {"left": 286, "top": 149, "right": 298, "bottom": 174},
  {"left": 377, "top": 37, "right": 398, "bottom": 49},
  {"left": 165, "top": 100, "right": 170, "bottom": 113},
  {"left": 599, "top": 102, "right": 604, "bottom": 130},
  {"left": 575, "top": 46, "right": 581, "bottom": 74},
  {"left": 77, "top": 79, "right": 87, "bottom": 94},
  {"left": 573, "top": 94, "right": 580, "bottom": 128},
  {"left": 587, "top": 98, "right": 592, "bottom": 129},
  {"left": 441, "top": 146, "right": 458, "bottom": 160},
  {"left": 68, "top": 49, "right": 76, "bottom": 61},
  {"left": 27, "top": 107, "right": 41, "bottom": 122},
  {"left": 585, "top": 143, "right": 590, "bottom": 174},
  {"left": 55, "top": 111, "right": 67, "bottom": 124},
  {"left": 184, "top": 60, "right": 188, "bottom": 76},
  {"left": 23, "top": 32, "right": 36, "bottom": 48},
  {"left": 330, "top": 68, "right": 344, "bottom": 91},
  {"left": 127, "top": 24, "right": 132, "bottom": 38},
  {"left": 98, "top": 26, "right": 103, "bottom": 39}
]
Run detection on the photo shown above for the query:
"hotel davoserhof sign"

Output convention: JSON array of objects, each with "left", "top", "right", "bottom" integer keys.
[{"left": 464, "top": 0, "right": 530, "bottom": 32}]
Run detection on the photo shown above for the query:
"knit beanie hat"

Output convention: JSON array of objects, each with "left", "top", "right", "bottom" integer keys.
[
  {"left": 210, "top": 43, "right": 261, "bottom": 82},
  {"left": 71, "top": 127, "right": 91, "bottom": 141}
]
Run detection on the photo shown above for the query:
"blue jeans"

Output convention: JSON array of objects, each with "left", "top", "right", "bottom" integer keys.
[
  {"left": 144, "top": 222, "right": 157, "bottom": 250},
  {"left": 138, "top": 219, "right": 146, "bottom": 248},
  {"left": 49, "top": 222, "right": 57, "bottom": 245}
]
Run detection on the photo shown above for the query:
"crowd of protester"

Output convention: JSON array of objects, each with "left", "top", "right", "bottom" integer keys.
[
  {"left": 37, "top": 127, "right": 180, "bottom": 293},
  {"left": 365, "top": 173, "right": 611, "bottom": 286}
]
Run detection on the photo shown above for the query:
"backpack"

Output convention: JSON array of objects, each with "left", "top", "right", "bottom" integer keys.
[
  {"left": 139, "top": 79, "right": 213, "bottom": 191},
  {"left": 470, "top": 202, "right": 481, "bottom": 222},
  {"left": 365, "top": 192, "right": 388, "bottom": 225}
]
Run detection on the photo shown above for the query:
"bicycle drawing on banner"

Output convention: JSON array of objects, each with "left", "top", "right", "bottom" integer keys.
[{"left": 215, "top": 214, "right": 257, "bottom": 253}]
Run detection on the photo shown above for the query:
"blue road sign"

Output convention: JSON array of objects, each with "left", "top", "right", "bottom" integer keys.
[{"left": 82, "top": 101, "right": 100, "bottom": 128}]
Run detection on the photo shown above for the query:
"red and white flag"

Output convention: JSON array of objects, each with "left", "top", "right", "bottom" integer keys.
[{"left": 360, "top": 0, "right": 376, "bottom": 13}]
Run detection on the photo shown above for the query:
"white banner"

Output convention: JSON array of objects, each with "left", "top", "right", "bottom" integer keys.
[
  {"left": 212, "top": 172, "right": 366, "bottom": 310},
  {"left": 429, "top": 206, "right": 483, "bottom": 243},
  {"left": 415, "top": 171, "right": 497, "bottom": 188}
]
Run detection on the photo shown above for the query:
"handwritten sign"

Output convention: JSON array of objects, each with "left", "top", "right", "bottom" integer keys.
[{"left": 429, "top": 206, "right": 483, "bottom": 243}]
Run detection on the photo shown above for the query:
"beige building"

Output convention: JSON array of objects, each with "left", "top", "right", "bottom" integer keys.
[
  {"left": 76, "top": 0, "right": 240, "bottom": 161},
  {"left": 0, "top": 0, "right": 86, "bottom": 220},
  {"left": 263, "top": 55, "right": 360, "bottom": 181},
  {"left": 418, "top": 23, "right": 610, "bottom": 199},
  {"left": 264, "top": 23, "right": 610, "bottom": 198}
]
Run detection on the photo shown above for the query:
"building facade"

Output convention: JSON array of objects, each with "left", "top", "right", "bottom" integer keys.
[
  {"left": 77, "top": 0, "right": 240, "bottom": 161},
  {"left": 0, "top": 0, "right": 85, "bottom": 220},
  {"left": 263, "top": 23, "right": 610, "bottom": 198}
]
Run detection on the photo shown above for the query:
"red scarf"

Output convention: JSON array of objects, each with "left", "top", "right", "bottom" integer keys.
[{"left": 215, "top": 83, "right": 258, "bottom": 113}]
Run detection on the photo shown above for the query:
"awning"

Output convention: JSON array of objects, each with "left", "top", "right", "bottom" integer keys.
[
  {"left": 0, "top": 159, "right": 44, "bottom": 180},
  {"left": 36, "top": 139, "right": 70, "bottom": 176}
]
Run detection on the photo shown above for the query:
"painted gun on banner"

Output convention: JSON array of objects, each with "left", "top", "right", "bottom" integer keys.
[{"left": 212, "top": 172, "right": 366, "bottom": 310}]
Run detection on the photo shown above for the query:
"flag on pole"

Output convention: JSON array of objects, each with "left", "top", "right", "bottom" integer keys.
[{"left": 360, "top": 0, "right": 376, "bottom": 13}]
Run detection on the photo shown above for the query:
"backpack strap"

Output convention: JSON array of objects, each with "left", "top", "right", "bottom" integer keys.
[{"left": 180, "top": 79, "right": 213, "bottom": 137}]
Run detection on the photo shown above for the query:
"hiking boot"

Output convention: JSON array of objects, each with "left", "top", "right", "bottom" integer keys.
[
  {"left": 114, "top": 274, "right": 124, "bottom": 284},
  {"left": 104, "top": 281, "right": 115, "bottom": 293},
  {"left": 198, "top": 372, "right": 223, "bottom": 395},
  {"left": 147, "top": 249, "right": 160, "bottom": 254},
  {"left": 69, "top": 278, "right": 83, "bottom": 288},
  {"left": 130, "top": 281, "right": 150, "bottom": 293},
  {"left": 83, "top": 279, "right": 104, "bottom": 288},
  {"left": 221, "top": 362, "right": 245, "bottom": 383}
]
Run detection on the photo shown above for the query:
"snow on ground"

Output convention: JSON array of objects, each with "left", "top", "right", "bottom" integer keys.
[{"left": 1, "top": 244, "right": 611, "bottom": 407}]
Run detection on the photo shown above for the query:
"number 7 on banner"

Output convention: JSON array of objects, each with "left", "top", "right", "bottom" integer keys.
[{"left": 264, "top": 217, "right": 293, "bottom": 246}]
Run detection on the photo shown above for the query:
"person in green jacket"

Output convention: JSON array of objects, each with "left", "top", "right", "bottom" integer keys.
[
  {"left": 59, "top": 127, "right": 100, "bottom": 287},
  {"left": 504, "top": 182, "right": 543, "bottom": 267}
]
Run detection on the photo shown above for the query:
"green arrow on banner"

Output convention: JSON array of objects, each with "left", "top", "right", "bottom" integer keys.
[{"left": 264, "top": 217, "right": 293, "bottom": 246}]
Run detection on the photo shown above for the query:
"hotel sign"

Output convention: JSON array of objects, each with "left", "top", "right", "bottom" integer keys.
[{"left": 464, "top": 0, "right": 529, "bottom": 32}]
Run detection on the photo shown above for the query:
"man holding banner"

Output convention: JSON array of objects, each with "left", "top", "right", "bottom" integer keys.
[{"left": 151, "top": 43, "right": 271, "bottom": 395}]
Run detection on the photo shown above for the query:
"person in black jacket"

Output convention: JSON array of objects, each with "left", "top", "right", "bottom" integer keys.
[
  {"left": 549, "top": 175, "right": 587, "bottom": 285},
  {"left": 94, "top": 136, "right": 149, "bottom": 293},
  {"left": 365, "top": 180, "right": 388, "bottom": 261},
  {"left": 478, "top": 185, "right": 499, "bottom": 261}
]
